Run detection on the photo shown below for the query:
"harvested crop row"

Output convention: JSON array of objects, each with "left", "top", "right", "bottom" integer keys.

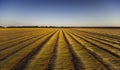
[
  {"left": 0, "top": 35, "right": 38, "bottom": 51},
  {"left": 0, "top": 31, "right": 56, "bottom": 70},
  {"left": 0, "top": 29, "right": 38, "bottom": 42},
  {"left": 24, "top": 31, "right": 59, "bottom": 70},
  {"left": 79, "top": 31, "right": 120, "bottom": 45},
  {"left": 74, "top": 28, "right": 120, "bottom": 37},
  {"left": 81, "top": 35, "right": 120, "bottom": 56},
  {"left": 0, "top": 30, "right": 54, "bottom": 51},
  {"left": 0, "top": 28, "right": 56, "bottom": 43},
  {"left": 78, "top": 31, "right": 120, "bottom": 49},
  {"left": 68, "top": 30, "right": 120, "bottom": 57},
  {"left": 63, "top": 30, "right": 108, "bottom": 70},
  {"left": 53, "top": 31, "right": 75, "bottom": 70},
  {"left": 0, "top": 28, "right": 119, "bottom": 70},
  {"left": 0, "top": 31, "right": 56, "bottom": 61},
  {"left": 70, "top": 29, "right": 120, "bottom": 47},
  {"left": 62, "top": 31, "right": 84, "bottom": 70},
  {"left": 66, "top": 30, "right": 120, "bottom": 70},
  {"left": 0, "top": 29, "right": 54, "bottom": 46},
  {"left": 73, "top": 29, "right": 120, "bottom": 43}
]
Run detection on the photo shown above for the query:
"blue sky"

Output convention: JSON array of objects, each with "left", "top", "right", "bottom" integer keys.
[{"left": 0, "top": 0, "right": 120, "bottom": 26}]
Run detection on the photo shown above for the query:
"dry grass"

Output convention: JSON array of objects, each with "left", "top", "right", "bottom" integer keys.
[{"left": 0, "top": 28, "right": 119, "bottom": 70}]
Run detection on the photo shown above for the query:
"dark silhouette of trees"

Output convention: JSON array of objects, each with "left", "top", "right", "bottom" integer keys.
[
  {"left": 0, "top": 26, "right": 119, "bottom": 28},
  {"left": 0, "top": 26, "right": 4, "bottom": 28}
]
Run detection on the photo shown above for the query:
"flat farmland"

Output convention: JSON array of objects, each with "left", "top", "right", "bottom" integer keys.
[{"left": 0, "top": 28, "right": 120, "bottom": 70}]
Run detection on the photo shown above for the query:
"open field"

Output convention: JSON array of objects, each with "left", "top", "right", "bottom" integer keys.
[{"left": 0, "top": 28, "right": 120, "bottom": 70}]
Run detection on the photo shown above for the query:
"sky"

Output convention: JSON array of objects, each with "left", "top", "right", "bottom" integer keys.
[{"left": 0, "top": 0, "right": 120, "bottom": 27}]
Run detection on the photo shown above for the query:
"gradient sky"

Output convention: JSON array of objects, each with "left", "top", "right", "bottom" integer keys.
[{"left": 0, "top": 0, "right": 120, "bottom": 26}]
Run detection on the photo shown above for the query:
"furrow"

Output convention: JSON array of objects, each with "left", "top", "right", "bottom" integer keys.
[
  {"left": 62, "top": 30, "right": 84, "bottom": 70},
  {"left": 46, "top": 31, "right": 60, "bottom": 70},
  {"left": 67, "top": 31, "right": 120, "bottom": 70},
  {"left": 0, "top": 31, "right": 56, "bottom": 70},
  {"left": 13, "top": 31, "right": 57, "bottom": 70},
  {"left": 70, "top": 32, "right": 120, "bottom": 58},
  {"left": 64, "top": 30, "right": 109, "bottom": 70},
  {"left": 72, "top": 30, "right": 120, "bottom": 49},
  {"left": 74, "top": 29, "right": 120, "bottom": 43},
  {"left": 53, "top": 30, "right": 75, "bottom": 70},
  {"left": 0, "top": 31, "right": 55, "bottom": 61},
  {"left": 23, "top": 31, "right": 59, "bottom": 70}
]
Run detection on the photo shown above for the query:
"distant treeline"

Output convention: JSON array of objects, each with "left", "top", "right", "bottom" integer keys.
[
  {"left": 0, "top": 26, "right": 70, "bottom": 28},
  {"left": 6, "top": 26, "right": 63, "bottom": 28},
  {"left": 0, "top": 26, "right": 120, "bottom": 28},
  {"left": 0, "top": 26, "right": 4, "bottom": 28}
]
